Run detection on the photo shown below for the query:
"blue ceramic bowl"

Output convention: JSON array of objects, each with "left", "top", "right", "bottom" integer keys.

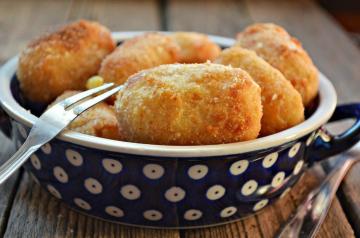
[{"left": 0, "top": 32, "right": 360, "bottom": 229}]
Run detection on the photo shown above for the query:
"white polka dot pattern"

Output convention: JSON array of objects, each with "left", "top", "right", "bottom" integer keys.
[
  {"left": 41, "top": 143, "right": 52, "bottom": 154},
  {"left": 220, "top": 206, "right": 237, "bottom": 218},
  {"left": 53, "top": 166, "right": 68, "bottom": 183},
  {"left": 84, "top": 178, "right": 103, "bottom": 194},
  {"left": 143, "top": 164, "right": 164, "bottom": 179},
  {"left": 230, "top": 160, "right": 249, "bottom": 175},
  {"left": 293, "top": 160, "right": 304, "bottom": 175},
  {"left": 105, "top": 206, "right": 124, "bottom": 217},
  {"left": 271, "top": 172, "right": 286, "bottom": 188},
  {"left": 165, "top": 186, "right": 186, "bottom": 202},
  {"left": 241, "top": 180, "right": 258, "bottom": 196},
  {"left": 253, "top": 199, "right": 269, "bottom": 211},
  {"left": 47, "top": 184, "right": 62, "bottom": 199},
  {"left": 184, "top": 209, "right": 203, "bottom": 221},
  {"left": 74, "top": 198, "right": 91, "bottom": 210},
  {"left": 306, "top": 132, "right": 316, "bottom": 146},
  {"left": 188, "top": 164, "right": 208, "bottom": 180},
  {"left": 30, "top": 154, "right": 41, "bottom": 170},
  {"left": 206, "top": 185, "right": 226, "bottom": 200},
  {"left": 102, "top": 159, "right": 122, "bottom": 174},
  {"left": 143, "top": 210, "right": 163, "bottom": 221},
  {"left": 121, "top": 184, "right": 141, "bottom": 200},
  {"left": 66, "top": 149, "right": 83, "bottom": 166},
  {"left": 262, "top": 153, "right": 278, "bottom": 168},
  {"left": 288, "top": 142, "right": 301, "bottom": 158}
]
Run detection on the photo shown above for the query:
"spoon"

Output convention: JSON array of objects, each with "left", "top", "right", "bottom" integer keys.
[{"left": 276, "top": 143, "right": 360, "bottom": 238}]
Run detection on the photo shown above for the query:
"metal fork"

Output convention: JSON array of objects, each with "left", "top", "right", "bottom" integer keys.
[
  {"left": 276, "top": 143, "right": 360, "bottom": 238},
  {"left": 0, "top": 83, "right": 122, "bottom": 184}
]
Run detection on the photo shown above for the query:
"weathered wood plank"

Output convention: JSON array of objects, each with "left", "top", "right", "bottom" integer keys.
[
  {"left": 0, "top": 132, "right": 18, "bottom": 237},
  {"left": 66, "top": 0, "right": 161, "bottom": 31},
  {"left": 245, "top": 0, "right": 360, "bottom": 236},
  {"left": 0, "top": 0, "right": 69, "bottom": 234},
  {"left": 167, "top": 0, "right": 252, "bottom": 37},
  {"left": 0, "top": 0, "right": 72, "bottom": 62}
]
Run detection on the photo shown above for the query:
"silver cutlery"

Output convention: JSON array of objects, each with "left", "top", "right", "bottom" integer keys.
[
  {"left": 276, "top": 143, "right": 360, "bottom": 238},
  {"left": 0, "top": 83, "right": 122, "bottom": 184}
]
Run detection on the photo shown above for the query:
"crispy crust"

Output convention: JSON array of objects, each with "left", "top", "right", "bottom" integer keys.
[
  {"left": 171, "top": 32, "right": 221, "bottom": 63},
  {"left": 115, "top": 63, "right": 262, "bottom": 145},
  {"left": 49, "top": 91, "right": 123, "bottom": 140},
  {"left": 99, "top": 33, "right": 180, "bottom": 85},
  {"left": 236, "top": 23, "right": 319, "bottom": 106},
  {"left": 17, "top": 20, "right": 116, "bottom": 103},
  {"left": 215, "top": 47, "right": 304, "bottom": 135}
]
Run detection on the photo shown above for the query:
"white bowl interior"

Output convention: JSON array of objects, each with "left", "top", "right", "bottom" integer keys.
[{"left": 0, "top": 32, "right": 337, "bottom": 157}]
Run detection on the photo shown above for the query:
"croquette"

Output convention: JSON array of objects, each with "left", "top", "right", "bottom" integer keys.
[
  {"left": 236, "top": 23, "right": 318, "bottom": 106},
  {"left": 49, "top": 91, "right": 123, "bottom": 140},
  {"left": 215, "top": 47, "right": 304, "bottom": 135},
  {"left": 17, "top": 20, "right": 116, "bottom": 103},
  {"left": 171, "top": 32, "right": 221, "bottom": 63},
  {"left": 115, "top": 63, "right": 262, "bottom": 145},
  {"left": 99, "top": 33, "right": 180, "bottom": 85}
]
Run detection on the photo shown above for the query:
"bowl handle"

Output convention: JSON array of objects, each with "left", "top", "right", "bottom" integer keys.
[
  {"left": 0, "top": 107, "right": 12, "bottom": 138},
  {"left": 307, "top": 103, "right": 360, "bottom": 162}
]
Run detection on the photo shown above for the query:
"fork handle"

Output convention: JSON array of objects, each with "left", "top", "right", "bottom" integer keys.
[
  {"left": 0, "top": 139, "right": 40, "bottom": 184},
  {"left": 277, "top": 154, "right": 355, "bottom": 238}
]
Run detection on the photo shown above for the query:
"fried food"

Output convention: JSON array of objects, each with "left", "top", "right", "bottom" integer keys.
[
  {"left": 236, "top": 23, "right": 318, "bottom": 106},
  {"left": 115, "top": 63, "right": 262, "bottom": 145},
  {"left": 215, "top": 47, "right": 304, "bottom": 135},
  {"left": 49, "top": 91, "right": 123, "bottom": 140},
  {"left": 99, "top": 33, "right": 180, "bottom": 85},
  {"left": 17, "top": 20, "right": 116, "bottom": 103},
  {"left": 171, "top": 32, "right": 221, "bottom": 63}
]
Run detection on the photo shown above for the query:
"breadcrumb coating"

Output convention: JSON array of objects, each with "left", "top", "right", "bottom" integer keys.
[
  {"left": 17, "top": 20, "right": 116, "bottom": 103},
  {"left": 99, "top": 33, "right": 180, "bottom": 85},
  {"left": 171, "top": 32, "right": 221, "bottom": 63},
  {"left": 215, "top": 47, "right": 304, "bottom": 136},
  {"left": 49, "top": 91, "right": 123, "bottom": 140},
  {"left": 236, "top": 23, "right": 318, "bottom": 106},
  {"left": 115, "top": 63, "right": 262, "bottom": 145}
]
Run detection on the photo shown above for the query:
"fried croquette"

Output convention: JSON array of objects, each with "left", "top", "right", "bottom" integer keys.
[
  {"left": 171, "top": 32, "right": 221, "bottom": 63},
  {"left": 99, "top": 33, "right": 180, "bottom": 85},
  {"left": 17, "top": 20, "right": 116, "bottom": 103},
  {"left": 236, "top": 23, "right": 318, "bottom": 106},
  {"left": 115, "top": 63, "right": 262, "bottom": 145},
  {"left": 50, "top": 91, "right": 123, "bottom": 140},
  {"left": 215, "top": 47, "right": 304, "bottom": 136}
]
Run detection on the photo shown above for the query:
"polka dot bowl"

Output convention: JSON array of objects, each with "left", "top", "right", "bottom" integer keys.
[{"left": 1, "top": 32, "right": 360, "bottom": 229}]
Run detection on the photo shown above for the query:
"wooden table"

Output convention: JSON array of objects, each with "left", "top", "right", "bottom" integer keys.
[{"left": 0, "top": 0, "right": 360, "bottom": 237}]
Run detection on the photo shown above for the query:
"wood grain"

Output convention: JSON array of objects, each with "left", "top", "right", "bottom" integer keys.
[
  {"left": 66, "top": 0, "right": 160, "bottom": 31},
  {"left": 0, "top": 0, "right": 72, "bottom": 62},
  {"left": 167, "top": 0, "right": 252, "bottom": 37},
  {"left": 0, "top": 0, "right": 359, "bottom": 237},
  {"left": 0, "top": 0, "right": 71, "bottom": 234},
  {"left": 0, "top": 133, "right": 18, "bottom": 237}
]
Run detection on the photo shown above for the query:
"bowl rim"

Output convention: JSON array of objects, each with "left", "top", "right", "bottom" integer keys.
[{"left": 0, "top": 31, "right": 337, "bottom": 157}]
